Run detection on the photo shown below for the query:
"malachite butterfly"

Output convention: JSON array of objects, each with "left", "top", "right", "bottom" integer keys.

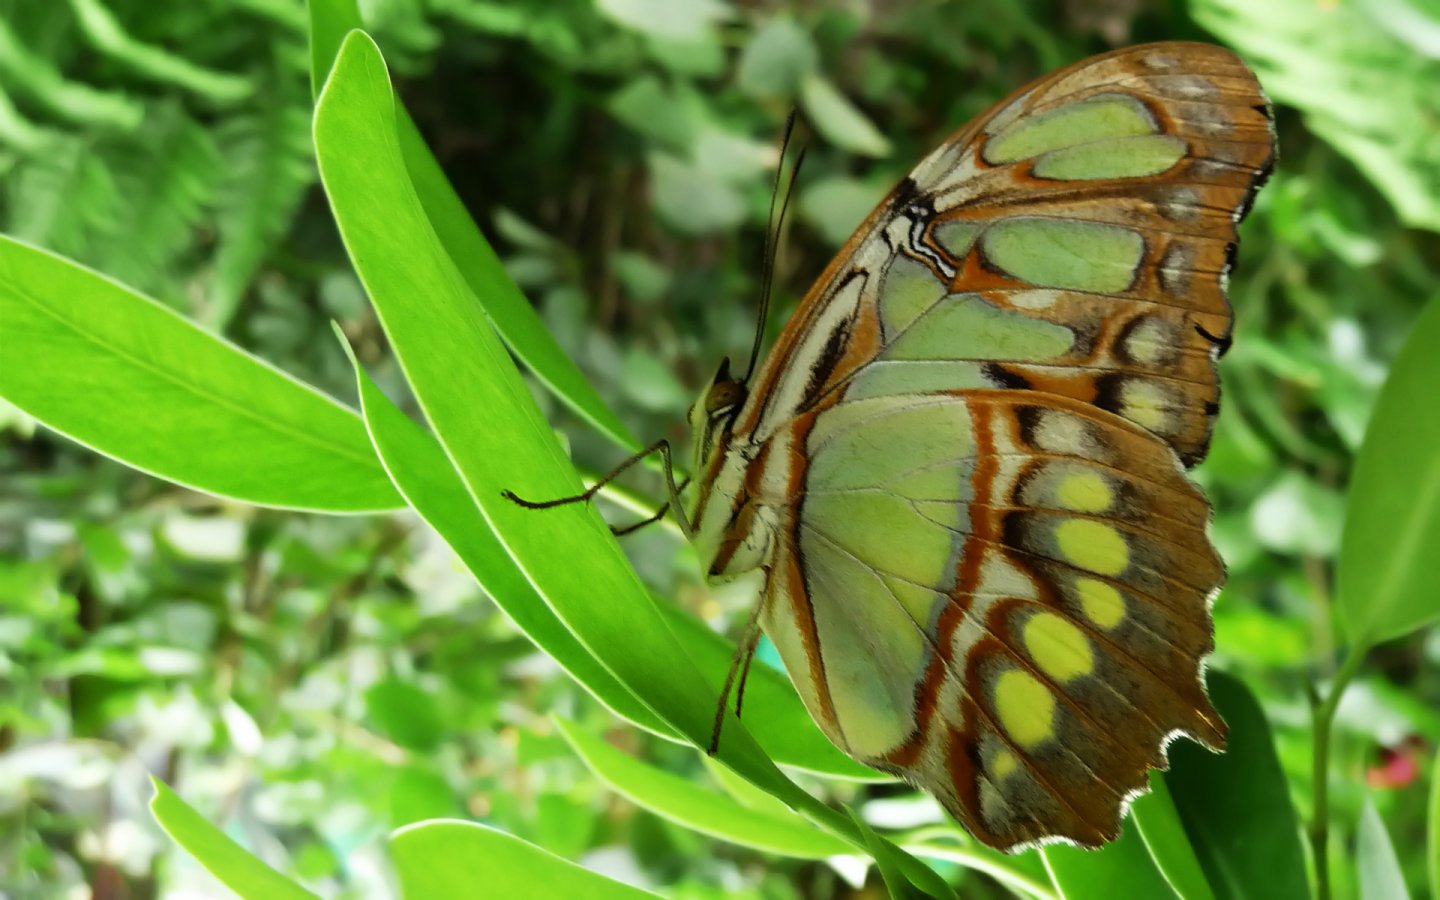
[
  {"left": 684, "top": 41, "right": 1274, "bottom": 852},
  {"left": 512, "top": 40, "right": 1275, "bottom": 852}
]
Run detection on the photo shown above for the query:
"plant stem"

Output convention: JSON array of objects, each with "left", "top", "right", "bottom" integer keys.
[{"left": 1309, "top": 647, "right": 1365, "bottom": 900}]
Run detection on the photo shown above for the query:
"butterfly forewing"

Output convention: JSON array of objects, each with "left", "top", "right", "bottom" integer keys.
[{"left": 689, "top": 41, "right": 1274, "bottom": 851}]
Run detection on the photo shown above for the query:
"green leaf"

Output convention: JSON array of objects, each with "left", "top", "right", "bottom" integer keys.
[
  {"left": 307, "top": 0, "right": 359, "bottom": 99},
  {"left": 397, "top": 113, "right": 637, "bottom": 452},
  {"left": 308, "top": 7, "right": 635, "bottom": 449},
  {"left": 0, "top": 86, "right": 59, "bottom": 155},
  {"left": 1337, "top": 298, "right": 1440, "bottom": 647},
  {"left": 839, "top": 809, "right": 919, "bottom": 899},
  {"left": 1195, "top": 0, "right": 1440, "bottom": 231},
  {"left": 314, "top": 25, "right": 776, "bottom": 793},
  {"left": 737, "top": 17, "right": 818, "bottom": 97},
  {"left": 7, "top": 137, "right": 118, "bottom": 260},
  {"left": 312, "top": 32, "right": 943, "bottom": 892},
  {"left": 800, "top": 175, "right": 887, "bottom": 247},
  {"left": 1357, "top": 797, "right": 1411, "bottom": 900},
  {"left": 902, "top": 840, "right": 1055, "bottom": 900},
  {"left": 1165, "top": 672, "right": 1309, "bottom": 900},
  {"left": 68, "top": 0, "right": 253, "bottom": 103},
  {"left": 608, "top": 76, "right": 700, "bottom": 151},
  {"left": 645, "top": 32, "right": 726, "bottom": 78},
  {"left": 213, "top": 55, "right": 315, "bottom": 326},
  {"left": 1429, "top": 744, "right": 1440, "bottom": 900},
  {"left": 648, "top": 152, "right": 746, "bottom": 235},
  {"left": 391, "top": 820, "right": 657, "bottom": 899},
  {"left": 1249, "top": 471, "right": 1345, "bottom": 557},
  {"left": 364, "top": 679, "right": 445, "bottom": 752},
  {"left": 341, "top": 325, "right": 875, "bottom": 777},
  {"left": 1131, "top": 773, "right": 1215, "bottom": 900},
  {"left": 0, "top": 15, "right": 143, "bottom": 129},
  {"left": 338, "top": 331, "right": 671, "bottom": 737},
  {"left": 149, "top": 778, "right": 317, "bottom": 900},
  {"left": 95, "top": 103, "right": 224, "bottom": 294},
  {"left": 1042, "top": 822, "right": 1176, "bottom": 899},
  {"left": 0, "top": 235, "right": 400, "bottom": 512},
  {"left": 595, "top": 0, "right": 729, "bottom": 42},
  {"left": 799, "top": 73, "right": 892, "bottom": 158},
  {"left": 555, "top": 717, "right": 851, "bottom": 860}
]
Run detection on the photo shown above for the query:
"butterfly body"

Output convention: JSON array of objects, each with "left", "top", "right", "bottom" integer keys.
[{"left": 686, "top": 41, "right": 1274, "bottom": 851}]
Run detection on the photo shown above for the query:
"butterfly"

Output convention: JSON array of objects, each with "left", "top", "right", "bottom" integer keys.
[{"left": 679, "top": 41, "right": 1275, "bottom": 851}]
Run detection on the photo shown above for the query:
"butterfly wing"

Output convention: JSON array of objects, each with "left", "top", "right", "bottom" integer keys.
[
  {"left": 700, "top": 41, "right": 1274, "bottom": 850},
  {"left": 735, "top": 41, "right": 1272, "bottom": 464}
]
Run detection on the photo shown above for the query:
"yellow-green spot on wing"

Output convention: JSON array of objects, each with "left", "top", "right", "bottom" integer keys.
[
  {"left": 848, "top": 360, "right": 992, "bottom": 400},
  {"left": 802, "top": 398, "right": 980, "bottom": 757},
  {"left": 981, "top": 218, "right": 1145, "bottom": 293},
  {"left": 803, "top": 528, "right": 929, "bottom": 757},
  {"left": 1056, "top": 470, "right": 1113, "bottom": 513},
  {"left": 807, "top": 396, "right": 975, "bottom": 493},
  {"left": 1024, "top": 612, "right": 1094, "bottom": 682},
  {"left": 1033, "top": 134, "right": 1187, "bottom": 180},
  {"left": 983, "top": 93, "right": 1159, "bottom": 164},
  {"left": 1055, "top": 519, "right": 1130, "bottom": 576},
  {"left": 879, "top": 253, "right": 949, "bottom": 336},
  {"left": 932, "top": 219, "right": 983, "bottom": 259},
  {"left": 992, "top": 749, "right": 1019, "bottom": 780},
  {"left": 1075, "top": 577, "right": 1125, "bottom": 629},
  {"left": 993, "top": 669, "right": 1055, "bottom": 748},
  {"left": 885, "top": 293, "right": 1075, "bottom": 360},
  {"left": 807, "top": 489, "right": 954, "bottom": 587},
  {"left": 1117, "top": 379, "right": 1174, "bottom": 434}
]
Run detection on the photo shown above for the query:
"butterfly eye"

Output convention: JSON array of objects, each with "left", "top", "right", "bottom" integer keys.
[
  {"left": 702, "top": 357, "right": 746, "bottom": 415},
  {"left": 705, "top": 381, "right": 745, "bottom": 415}
]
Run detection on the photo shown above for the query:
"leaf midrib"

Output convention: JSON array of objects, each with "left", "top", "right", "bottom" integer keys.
[{"left": 7, "top": 277, "right": 380, "bottom": 472}]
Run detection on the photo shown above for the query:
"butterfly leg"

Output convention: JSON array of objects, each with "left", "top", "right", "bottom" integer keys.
[
  {"left": 610, "top": 477, "right": 692, "bottom": 536},
  {"left": 707, "top": 588, "right": 768, "bottom": 755},
  {"left": 502, "top": 438, "right": 694, "bottom": 537}
]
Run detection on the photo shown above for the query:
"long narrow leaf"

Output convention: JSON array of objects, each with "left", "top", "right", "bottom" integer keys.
[
  {"left": 1356, "top": 797, "right": 1410, "bottom": 900},
  {"left": 1131, "top": 773, "right": 1215, "bottom": 900},
  {"left": 0, "top": 235, "right": 399, "bottom": 512},
  {"left": 1429, "top": 744, "right": 1440, "bottom": 900},
  {"left": 339, "top": 335, "right": 669, "bottom": 736},
  {"left": 556, "top": 717, "right": 851, "bottom": 860},
  {"left": 149, "top": 778, "right": 316, "bottom": 900},
  {"left": 341, "top": 349, "right": 887, "bottom": 777},
  {"left": 308, "top": 0, "right": 636, "bottom": 449},
  {"left": 391, "top": 820, "right": 657, "bottom": 899},
  {"left": 1337, "top": 298, "right": 1440, "bottom": 647},
  {"left": 1042, "top": 824, "right": 1176, "bottom": 899},
  {"left": 311, "top": 33, "right": 948, "bottom": 896},
  {"left": 1165, "top": 673, "right": 1308, "bottom": 900},
  {"left": 311, "top": 23, "right": 788, "bottom": 813}
]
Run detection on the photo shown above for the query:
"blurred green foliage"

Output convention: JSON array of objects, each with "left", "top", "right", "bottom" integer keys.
[{"left": 2, "top": 0, "right": 1439, "bottom": 897}]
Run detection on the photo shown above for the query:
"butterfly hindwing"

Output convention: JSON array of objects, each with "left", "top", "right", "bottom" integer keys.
[
  {"left": 689, "top": 41, "right": 1274, "bottom": 851},
  {"left": 750, "top": 388, "right": 1225, "bottom": 848}
]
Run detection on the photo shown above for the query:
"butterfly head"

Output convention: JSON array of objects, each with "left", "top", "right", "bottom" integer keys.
[{"left": 688, "top": 357, "right": 748, "bottom": 474}]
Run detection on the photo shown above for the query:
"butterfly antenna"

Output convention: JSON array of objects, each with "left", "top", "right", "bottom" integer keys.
[{"left": 743, "top": 113, "right": 805, "bottom": 385}]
